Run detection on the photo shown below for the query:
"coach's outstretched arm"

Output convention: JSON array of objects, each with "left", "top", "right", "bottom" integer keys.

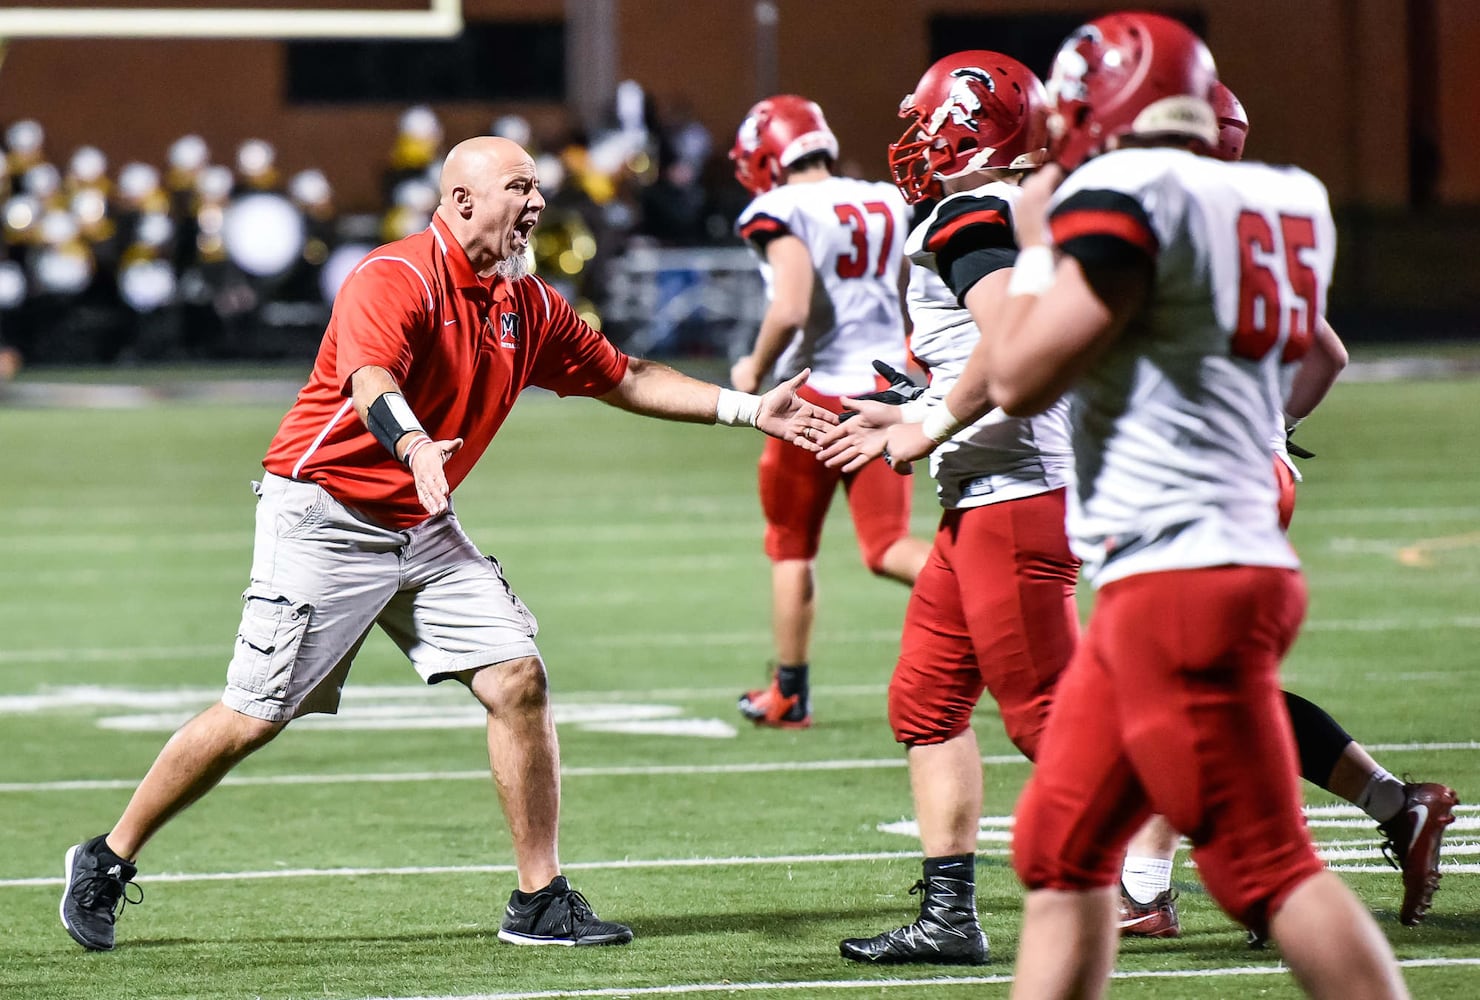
[{"left": 596, "top": 357, "right": 837, "bottom": 450}]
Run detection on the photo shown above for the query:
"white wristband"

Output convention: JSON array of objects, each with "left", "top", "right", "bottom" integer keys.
[
  {"left": 1007, "top": 244, "right": 1055, "bottom": 298},
  {"left": 899, "top": 397, "right": 931, "bottom": 423},
  {"left": 1283, "top": 412, "right": 1303, "bottom": 434},
  {"left": 402, "top": 433, "right": 434, "bottom": 466},
  {"left": 716, "top": 387, "right": 762, "bottom": 427},
  {"left": 921, "top": 401, "right": 967, "bottom": 444}
]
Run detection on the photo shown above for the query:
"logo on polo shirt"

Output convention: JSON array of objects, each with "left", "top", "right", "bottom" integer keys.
[
  {"left": 499, "top": 312, "right": 520, "bottom": 348},
  {"left": 485, "top": 312, "right": 520, "bottom": 352}
]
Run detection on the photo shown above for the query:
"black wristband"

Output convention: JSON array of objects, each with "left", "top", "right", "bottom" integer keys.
[{"left": 366, "top": 392, "right": 426, "bottom": 460}]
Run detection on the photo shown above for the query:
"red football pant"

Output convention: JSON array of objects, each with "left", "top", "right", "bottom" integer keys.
[
  {"left": 1011, "top": 565, "right": 1325, "bottom": 934},
  {"left": 759, "top": 383, "right": 913, "bottom": 571},
  {"left": 888, "top": 489, "right": 1080, "bottom": 755}
]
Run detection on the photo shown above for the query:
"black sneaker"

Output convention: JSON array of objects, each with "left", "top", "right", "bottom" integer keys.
[
  {"left": 839, "top": 879, "right": 989, "bottom": 965},
  {"left": 60, "top": 835, "right": 142, "bottom": 951},
  {"left": 498, "top": 876, "right": 633, "bottom": 947}
]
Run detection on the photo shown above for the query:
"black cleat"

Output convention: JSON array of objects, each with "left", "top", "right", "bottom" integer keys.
[
  {"left": 60, "top": 835, "right": 141, "bottom": 951},
  {"left": 498, "top": 876, "right": 633, "bottom": 947},
  {"left": 840, "top": 878, "right": 988, "bottom": 966}
]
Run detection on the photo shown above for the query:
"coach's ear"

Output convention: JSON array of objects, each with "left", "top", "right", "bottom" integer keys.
[{"left": 449, "top": 183, "right": 473, "bottom": 219}]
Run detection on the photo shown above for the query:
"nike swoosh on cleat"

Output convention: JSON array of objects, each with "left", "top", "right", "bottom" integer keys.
[
  {"left": 1407, "top": 804, "right": 1429, "bottom": 853},
  {"left": 1118, "top": 913, "right": 1164, "bottom": 930}
]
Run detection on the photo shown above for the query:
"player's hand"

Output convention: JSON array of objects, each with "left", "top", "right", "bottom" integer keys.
[
  {"left": 730, "top": 355, "right": 762, "bottom": 394},
  {"left": 817, "top": 407, "right": 894, "bottom": 472},
  {"left": 408, "top": 436, "right": 463, "bottom": 516},
  {"left": 879, "top": 422, "right": 936, "bottom": 475},
  {"left": 1012, "top": 164, "right": 1064, "bottom": 249},
  {"left": 837, "top": 396, "right": 908, "bottom": 431},
  {"left": 756, "top": 368, "right": 838, "bottom": 451},
  {"left": 844, "top": 359, "right": 926, "bottom": 411}
]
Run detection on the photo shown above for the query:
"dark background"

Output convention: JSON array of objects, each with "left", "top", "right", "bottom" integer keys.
[{"left": 2, "top": 0, "right": 1478, "bottom": 342}]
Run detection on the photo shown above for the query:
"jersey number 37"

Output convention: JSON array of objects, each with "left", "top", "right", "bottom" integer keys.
[
  {"left": 833, "top": 201, "right": 896, "bottom": 279},
  {"left": 1232, "top": 210, "right": 1319, "bottom": 362}
]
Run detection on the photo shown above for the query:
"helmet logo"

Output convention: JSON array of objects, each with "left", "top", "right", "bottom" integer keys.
[
  {"left": 737, "top": 115, "right": 762, "bottom": 154},
  {"left": 1048, "top": 26, "right": 1100, "bottom": 103},
  {"left": 927, "top": 67, "right": 995, "bottom": 136}
]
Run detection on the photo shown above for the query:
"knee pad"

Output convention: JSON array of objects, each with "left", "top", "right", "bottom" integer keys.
[
  {"left": 860, "top": 531, "right": 904, "bottom": 576},
  {"left": 1191, "top": 838, "right": 1324, "bottom": 933},
  {"left": 997, "top": 699, "right": 1049, "bottom": 762},
  {"left": 1009, "top": 784, "right": 1120, "bottom": 892},
  {"left": 888, "top": 672, "right": 972, "bottom": 746}
]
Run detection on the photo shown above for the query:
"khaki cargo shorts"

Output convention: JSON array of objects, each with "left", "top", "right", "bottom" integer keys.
[{"left": 222, "top": 472, "right": 541, "bottom": 722}]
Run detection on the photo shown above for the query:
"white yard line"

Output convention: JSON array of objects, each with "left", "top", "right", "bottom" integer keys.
[
  {"left": 9, "top": 754, "right": 1480, "bottom": 796},
  {"left": 8, "top": 833, "right": 1478, "bottom": 889},
  {"left": 362, "top": 959, "right": 1480, "bottom": 1000},
  {"left": 0, "top": 850, "right": 933, "bottom": 889},
  {"left": 0, "top": 756, "right": 1034, "bottom": 793},
  {"left": 5, "top": 608, "right": 1480, "bottom": 667}
]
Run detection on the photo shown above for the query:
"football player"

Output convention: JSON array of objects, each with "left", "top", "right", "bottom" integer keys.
[
  {"left": 1116, "top": 81, "right": 1458, "bottom": 941},
  {"left": 938, "top": 13, "right": 1411, "bottom": 997},
  {"left": 727, "top": 96, "right": 931, "bottom": 728},
  {"left": 817, "top": 51, "right": 1077, "bottom": 965}
]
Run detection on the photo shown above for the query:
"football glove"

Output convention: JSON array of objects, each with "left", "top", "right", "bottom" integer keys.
[
  {"left": 839, "top": 360, "right": 926, "bottom": 422},
  {"left": 1286, "top": 428, "right": 1316, "bottom": 460}
]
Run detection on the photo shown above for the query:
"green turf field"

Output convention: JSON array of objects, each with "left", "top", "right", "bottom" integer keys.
[{"left": 2, "top": 368, "right": 1478, "bottom": 999}]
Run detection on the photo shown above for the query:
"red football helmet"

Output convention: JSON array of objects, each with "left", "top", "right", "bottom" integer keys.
[
  {"left": 1210, "top": 81, "right": 1249, "bottom": 162},
  {"left": 729, "top": 95, "right": 839, "bottom": 196},
  {"left": 888, "top": 51, "right": 1049, "bottom": 204},
  {"left": 1044, "top": 11, "right": 1219, "bottom": 170}
]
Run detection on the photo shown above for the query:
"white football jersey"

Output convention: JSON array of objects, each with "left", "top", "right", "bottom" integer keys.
[
  {"left": 738, "top": 177, "right": 908, "bottom": 396},
  {"left": 1046, "top": 148, "right": 1335, "bottom": 585},
  {"left": 905, "top": 184, "right": 1074, "bottom": 510}
]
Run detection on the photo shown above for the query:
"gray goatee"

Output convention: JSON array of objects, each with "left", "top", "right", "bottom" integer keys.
[{"left": 494, "top": 249, "right": 531, "bottom": 282}]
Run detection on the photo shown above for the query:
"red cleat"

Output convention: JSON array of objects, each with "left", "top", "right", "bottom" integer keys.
[
  {"left": 1378, "top": 782, "right": 1459, "bottom": 926},
  {"left": 1117, "top": 884, "right": 1180, "bottom": 939},
  {"left": 737, "top": 673, "right": 812, "bottom": 729}
]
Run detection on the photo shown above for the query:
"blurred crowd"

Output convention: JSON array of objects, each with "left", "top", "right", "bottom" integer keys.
[{"left": 0, "top": 81, "right": 746, "bottom": 375}]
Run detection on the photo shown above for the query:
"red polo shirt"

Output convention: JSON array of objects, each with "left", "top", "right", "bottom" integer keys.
[{"left": 263, "top": 214, "right": 629, "bottom": 529}]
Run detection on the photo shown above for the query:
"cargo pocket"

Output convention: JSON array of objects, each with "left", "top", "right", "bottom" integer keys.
[{"left": 230, "top": 591, "right": 314, "bottom": 698}]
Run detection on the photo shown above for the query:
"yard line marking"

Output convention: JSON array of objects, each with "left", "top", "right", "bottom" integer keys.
[
  {"left": 1321, "top": 841, "right": 1480, "bottom": 861},
  {"left": 0, "top": 850, "right": 939, "bottom": 889},
  {"left": 11, "top": 763, "right": 1480, "bottom": 798},
  {"left": 1307, "top": 505, "right": 1480, "bottom": 524},
  {"left": 8, "top": 832, "right": 1477, "bottom": 889},
  {"left": 1331, "top": 863, "right": 1480, "bottom": 874},
  {"left": 879, "top": 821, "right": 1480, "bottom": 852},
  {"left": 5, "top": 609, "right": 1480, "bottom": 666},
  {"left": 1300, "top": 615, "right": 1480, "bottom": 632},
  {"left": 1396, "top": 530, "right": 1480, "bottom": 567},
  {"left": 0, "top": 756, "right": 1033, "bottom": 793},
  {"left": 0, "top": 681, "right": 894, "bottom": 704},
  {"left": 361, "top": 958, "right": 1480, "bottom": 999}
]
